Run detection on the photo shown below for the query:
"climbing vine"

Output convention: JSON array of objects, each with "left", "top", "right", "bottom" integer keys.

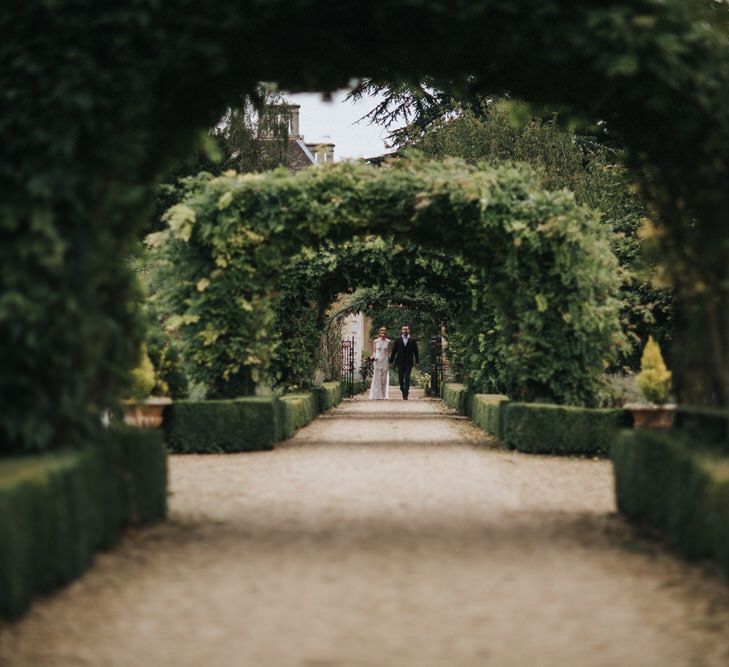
[{"left": 151, "top": 158, "right": 624, "bottom": 406}]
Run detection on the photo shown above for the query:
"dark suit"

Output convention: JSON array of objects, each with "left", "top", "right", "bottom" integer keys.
[{"left": 389, "top": 336, "right": 419, "bottom": 398}]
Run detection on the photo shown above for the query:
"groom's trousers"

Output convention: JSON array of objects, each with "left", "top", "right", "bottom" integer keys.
[{"left": 397, "top": 364, "right": 413, "bottom": 398}]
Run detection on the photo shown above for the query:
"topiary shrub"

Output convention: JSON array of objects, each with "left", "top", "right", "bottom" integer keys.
[
  {"left": 146, "top": 329, "right": 189, "bottom": 399},
  {"left": 637, "top": 336, "right": 672, "bottom": 405},
  {"left": 129, "top": 344, "right": 156, "bottom": 400}
]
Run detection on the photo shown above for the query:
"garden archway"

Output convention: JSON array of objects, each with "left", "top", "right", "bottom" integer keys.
[
  {"left": 269, "top": 240, "right": 467, "bottom": 392},
  {"left": 153, "top": 158, "right": 622, "bottom": 407},
  {"left": 5, "top": 0, "right": 729, "bottom": 451}
]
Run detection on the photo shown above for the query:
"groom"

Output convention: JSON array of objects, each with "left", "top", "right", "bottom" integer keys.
[{"left": 389, "top": 324, "right": 419, "bottom": 400}]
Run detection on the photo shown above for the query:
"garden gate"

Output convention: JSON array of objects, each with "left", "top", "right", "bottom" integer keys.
[{"left": 341, "top": 336, "right": 355, "bottom": 397}]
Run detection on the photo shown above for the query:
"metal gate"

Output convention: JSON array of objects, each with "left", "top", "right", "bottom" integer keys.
[
  {"left": 341, "top": 336, "right": 355, "bottom": 397},
  {"left": 430, "top": 334, "right": 443, "bottom": 397}
]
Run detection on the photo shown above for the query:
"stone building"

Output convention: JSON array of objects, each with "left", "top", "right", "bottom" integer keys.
[{"left": 276, "top": 104, "right": 335, "bottom": 170}]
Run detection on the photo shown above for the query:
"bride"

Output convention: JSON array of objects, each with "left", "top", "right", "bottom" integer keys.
[{"left": 368, "top": 326, "right": 391, "bottom": 400}]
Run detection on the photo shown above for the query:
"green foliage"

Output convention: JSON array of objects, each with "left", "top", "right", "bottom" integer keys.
[
  {"left": 612, "top": 429, "right": 729, "bottom": 573},
  {"left": 152, "top": 158, "right": 622, "bottom": 406},
  {"left": 469, "top": 394, "right": 509, "bottom": 442},
  {"left": 502, "top": 402, "right": 628, "bottom": 456},
  {"left": 313, "top": 381, "right": 344, "bottom": 412},
  {"left": 4, "top": 0, "right": 729, "bottom": 458},
  {"left": 271, "top": 241, "right": 463, "bottom": 391},
  {"left": 410, "top": 99, "right": 673, "bottom": 371},
  {"left": 146, "top": 328, "right": 189, "bottom": 399},
  {"left": 163, "top": 397, "right": 281, "bottom": 453},
  {"left": 279, "top": 393, "right": 319, "bottom": 439},
  {"left": 442, "top": 383, "right": 469, "bottom": 414},
  {"left": 674, "top": 406, "right": 729, "bottom": 454},
  {"left": 129, "top": 344, "right": 156, "bottom": 400},
  {"left": 146, "top": 87, "right": 294, "bottom": 236},
  {"left": 0, "top": 428, "right": 166, "bottom": 619},
  {"left": 637, "top": 336, "right": 672, "bottom": 404}
]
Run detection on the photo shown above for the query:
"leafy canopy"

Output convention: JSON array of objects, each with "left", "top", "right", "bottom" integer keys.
[{"left": 151, "top": 157, "right": 624, "bottom": 406}]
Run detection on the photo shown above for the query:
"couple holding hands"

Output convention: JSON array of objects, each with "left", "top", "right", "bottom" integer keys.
[{"left": 368, "top": 324, "right": 420, "bottom": 401}]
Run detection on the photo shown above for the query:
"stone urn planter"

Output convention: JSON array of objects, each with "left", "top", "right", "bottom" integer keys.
[
  {"left": 624, "top": 403, "right": 676, "bottom": 429},
  {"left": 122, "top": 397, "right": 172, "bottom": 428}
]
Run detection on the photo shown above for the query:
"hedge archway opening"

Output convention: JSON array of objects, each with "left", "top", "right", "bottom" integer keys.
[
  {"left": 152, "top": 158, "right": 622, "bottom": 407},
  {"left": 268, "top": 240, "right": 467, "bottom": 392},
  {"left": 5, "top": 0, "right": 729, "bottom": 452}
]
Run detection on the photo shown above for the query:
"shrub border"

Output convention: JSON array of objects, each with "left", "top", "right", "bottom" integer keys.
[
  {"left": 164, "top": 381, "right": 356, "bottom": 454},
  {"left": 441, "top": 382, "right": 628, "bottom": 456},
  {"left": 0, "top": 428, "right": 167, "bottom": 620},
  {"left": 612, "top": 428, "right": 729, "bottom": 574}
]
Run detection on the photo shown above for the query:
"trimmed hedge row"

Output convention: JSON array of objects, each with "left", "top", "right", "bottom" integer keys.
[
  {"left": 612, "top": 429, "right": 729, "bottom": 574},
  {"left": 442, "top": 383, "right": 469, "bottom": 414},
  {"left": 164, "top": 397, "right": 281, "bottom": 453},
  {"left": 469, "top": 393, "right": 509, "bottom": 442},
  {"left": 280, "top": 393, "right": 319, "bottom": 439},
  {"left": 164, "top": 381, "right": 354, "bottom": 454},
  {"left": 503, "top": 402, "right": 629, "bottom": 456},
  {"left": 314, "top": 381, "right": 344, "bottom": 412},
  {"left": 674, "top": 407, "right": 729, "bottom": 454},
  {"left": 0, "top": 428, "right": 167, "bottom": 620},
  {"left": 440, "top": 382, "right": 628, "bottom": 456}
]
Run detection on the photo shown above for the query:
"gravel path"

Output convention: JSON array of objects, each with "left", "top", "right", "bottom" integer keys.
[{"left": 3, "top": 390, "right": 729, "bottom": 666}]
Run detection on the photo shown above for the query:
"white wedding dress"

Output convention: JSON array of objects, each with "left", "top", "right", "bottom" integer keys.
[{"left": 368, "top": 338, "right": 390, "bottom": 400}]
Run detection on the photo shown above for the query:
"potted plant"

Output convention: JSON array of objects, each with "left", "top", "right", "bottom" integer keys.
[
  {"left": 122, "top": 344, "right": 172, "bottom": 428},
  {"left": 625, "top": 336, "right": 676, "bottom": 429}
]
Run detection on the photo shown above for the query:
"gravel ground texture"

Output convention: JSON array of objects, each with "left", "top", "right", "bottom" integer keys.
[{"left": 2, "top": 389, "right": 729, "bottom": 666}]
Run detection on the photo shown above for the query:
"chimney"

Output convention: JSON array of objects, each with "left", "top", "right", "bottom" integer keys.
[{"left": 289, "top": 104, "right": 301, "bottom": 140}]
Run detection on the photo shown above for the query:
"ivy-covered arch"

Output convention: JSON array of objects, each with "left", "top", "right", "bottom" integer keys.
[
  {"left": 267, "top": 238, "right": 468, "bottom": 392},
  {"left": 152, "top": 158, "right": 622, "bottom": 406},
  {"left": 4, "top": 0, "right": 729, "bottom": 451}
]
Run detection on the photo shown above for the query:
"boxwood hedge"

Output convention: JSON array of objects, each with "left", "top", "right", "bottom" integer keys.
[
  {"left": 314, "top": 381, "right": 345, "bottom": 412},
  {"left": 0, "top": 428, "right": 166, "bottom": 620},
  {"left": 442, "top": 383, "right": 469, "bottom": 414},
  {"left": 164, "top": 382, "right": 350, "bottom": 453},
  {"left": 279, "top": 393, "right": 319, "bottom": 439},
  {"left": 503, "top": 402, "right": 629, "bottom": 456},
  {"left": 612, "top": 429, "right": 729, "bottom": 573},
  {"left": 164, "top": 397, "right": 281, "bottom": 453},
  {"left": 469, "top": 394, "right": 509, "bottom": 441}
]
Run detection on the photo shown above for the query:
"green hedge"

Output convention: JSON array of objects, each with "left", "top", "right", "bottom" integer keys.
[
  {"left": 315, "top": 381, "right": 344, "bottom": 412},
  {"left": 612, "top": 429, "right": 729, "bottom": 572},
  {"left": 503, "top": 402, "right": 629, "bottom": 456},
  {"left": 469, "top": 394, "right": 510, "bottom": 441},
  {"left": 164, "top": 397, "right": 280, "bottom": 453},
  {"left": 674, "top": 407, "right": 729, "bottom": 454},
  {"left": 164, "top": 384, "right": 350, "bottom": 453},
  {"left": 442, "top": 383, "right": 469, "bottom": 414},
  {"left": 279, "top": 393, "right": 319, "bottom": 439},
  {"left": 0, "top": 428, "right": 167, "bottom": 620}
]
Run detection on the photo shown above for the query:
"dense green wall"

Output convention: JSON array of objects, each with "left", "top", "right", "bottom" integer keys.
[{"left": 3, "top": 0, "right": 729, "bottom": 454}]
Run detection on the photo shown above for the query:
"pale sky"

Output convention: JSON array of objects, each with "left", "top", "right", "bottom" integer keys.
[{"left": 285, "top": 89, "right": 395, "bottom": 161}]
